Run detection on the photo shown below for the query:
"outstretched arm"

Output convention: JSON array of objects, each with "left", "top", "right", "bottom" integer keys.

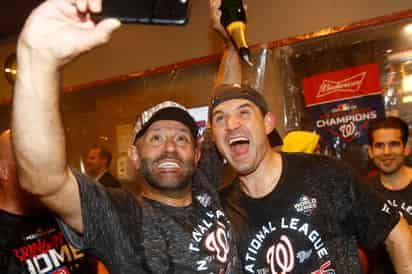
[
  {"left": 385, "top": 217, "right": 412, "bottom": 273},
  {"left": 210, "top": 0, "right": 242, "bottom": 87},
  {"left": 11, "top": 0, "right": 121, "bottom": 232}
]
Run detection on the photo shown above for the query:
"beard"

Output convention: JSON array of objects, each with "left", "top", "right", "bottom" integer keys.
[{"left": 138, "top": 151, "right": 196, "bottom": 192}]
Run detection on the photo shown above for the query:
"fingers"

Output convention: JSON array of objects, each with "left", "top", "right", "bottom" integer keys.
[
  {"left": 209, "top": 0, "right": 222, "bottom": 27},
  {"left": 70, "top": 0, "right": 102, "bottom": 14},
  {"left": 89, "top": 18, "right": 121, "bottom": 46},
  {"left": 209, "top": 0, "right": 222, "bottom": 18}
]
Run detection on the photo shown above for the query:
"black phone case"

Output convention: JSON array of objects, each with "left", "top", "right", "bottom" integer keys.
[{"left": 95, "top": 0, "right": 189, "bottom": 25}]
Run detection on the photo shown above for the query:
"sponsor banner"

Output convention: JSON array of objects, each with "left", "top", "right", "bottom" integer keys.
[
  {"left": 303, "top": 64, "right": 384, "bottom": 145},
  {"left": 306, "top": 95, "right": 385, "bottom": 144},
  {"left": 303, "top": 63, "right": 381, "bottom": 107}
]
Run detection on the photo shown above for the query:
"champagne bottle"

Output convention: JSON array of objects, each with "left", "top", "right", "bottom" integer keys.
[{"left": 220, "top": 0, "right": 252, "bottom": 65}]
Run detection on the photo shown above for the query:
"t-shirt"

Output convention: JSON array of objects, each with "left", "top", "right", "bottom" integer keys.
[
  {"left": 368, "top": 177, "right": 412, "bottom": 274},
  {"left": 59, "top": 170, "right": 240, "bottom": 274},
  {"left": 220, "top": 153, "right": 400, "bottom": 274},
  {"left": 0, "top": 209, "right": 96, "bottom": 274}
]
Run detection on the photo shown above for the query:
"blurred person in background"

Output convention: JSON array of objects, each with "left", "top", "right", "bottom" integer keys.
[
  {"left": 0, "top": 130, "right": 105, "bottom": 274},
  {"left": 85, "top": 145, "right": 121, "bottom": 188}
]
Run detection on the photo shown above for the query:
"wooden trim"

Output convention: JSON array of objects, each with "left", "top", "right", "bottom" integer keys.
[{"left": 2, "top": 9, "right": 412, "bottom": 106}]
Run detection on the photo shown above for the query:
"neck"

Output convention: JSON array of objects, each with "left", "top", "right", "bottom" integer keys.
[
  {"left": 380, "top": 166, "right": 412, "bottom": 190},
  {"left": 141, "top": 183, "right": 192, "bottom": 207},
  {"left": 0, "top": 185, "right": 36, "bottom": 215},
  {"left": 89, "top": 169, "right": 106, "bottom": 180},
  {"left": 239, "top": 149, "right": 282, "bottom": 198}
]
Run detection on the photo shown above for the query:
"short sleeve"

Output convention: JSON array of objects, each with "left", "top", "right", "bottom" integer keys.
[
  {"left": 57, "top": 171, "right": 143, "bottom": 266},
  {"left": 339, "top": 165, "right": 400, "bottom": 250}
]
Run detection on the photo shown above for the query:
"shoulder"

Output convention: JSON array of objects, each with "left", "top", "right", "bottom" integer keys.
[
  {"left": 100, "top": 172, "right": 121, "bottom": 188},
  {"left": 282, "top": 152, "right": 351, "bottom": 175},
  {"left": 73, "top": 170, "right": 137, "bottom": 210},
  {"left": 218, "top": 179, "right": 242, "bottom": 205}
]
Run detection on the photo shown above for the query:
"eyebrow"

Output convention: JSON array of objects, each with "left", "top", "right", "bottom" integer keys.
[
  {"left": 212, "top": 102, "right": 254, "bottom": 117},
  {"left": 374, "top": 140, "right": 402, "bottom": 145},
  {"left": 147, "top": 126, "right": 191, "bottom": 135}
]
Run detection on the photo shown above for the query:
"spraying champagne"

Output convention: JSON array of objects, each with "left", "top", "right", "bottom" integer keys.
[{"left": 220, "top": 0, "right": 252, "bottom": 66}]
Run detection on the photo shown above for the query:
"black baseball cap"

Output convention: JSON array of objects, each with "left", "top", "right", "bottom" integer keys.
[
  {"left": 209, "top": 84, "right": 269, "bottom": 121},
  {"left": 209, "top": 84, "right": 282, "bottom": 147},
  {"left": 132, "top": 101, "right": 198, "bottom": 144}
]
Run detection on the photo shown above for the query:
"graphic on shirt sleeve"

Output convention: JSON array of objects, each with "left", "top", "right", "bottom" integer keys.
[
  {"left": 294, "top": 195, "right": 317, "bottom": 216},
  {"left": 12, "top": 230, "right": 86, "bottom": 274},
  {"left": 385, "top": 199, "right": 412, "bottom": 219},
  {"left": 244, "top": 217, "right": 334, "bottom": 274},
  {"left": 189, "top": 209, "right": 234, "bottom": 273}
]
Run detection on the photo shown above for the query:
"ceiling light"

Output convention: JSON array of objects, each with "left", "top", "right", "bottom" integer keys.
[{"left": 3, "top": 52, "right": 17, "bottom": 85}]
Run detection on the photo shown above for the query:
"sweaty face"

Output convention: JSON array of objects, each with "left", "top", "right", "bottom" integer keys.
[
  {"left": 368, "top": 128, "right": 409, "bottom": 175},
  {"left": 136, "top": 120, "right": 198, "bottom": 192},
  {"left": 211, "top": 99, "right": 270, "bottom": 175},
  {"left": 85, "top": 149, "right": 105, "bottom": 178}
]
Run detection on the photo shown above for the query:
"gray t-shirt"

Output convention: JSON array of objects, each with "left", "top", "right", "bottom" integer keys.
[{"left": 58, "top": 170, "right": 240, "bottom": 274}]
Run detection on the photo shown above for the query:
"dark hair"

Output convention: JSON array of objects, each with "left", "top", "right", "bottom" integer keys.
[
  {"left": 89, "top": 145, "right": 113, "bottom": 167},
  {"left": 367, "top": 116, "right": 409, "bottom": 145}
]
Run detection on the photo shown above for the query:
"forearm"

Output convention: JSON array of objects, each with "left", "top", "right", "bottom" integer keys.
[
  {"left": 385, "top": 217, "right": 412, "bottom": 273},
  {"left": 12, "top": 41, "right": 70, "bottom": 197},
  {"left": 214, "top": 43, "right": 242, "bottom": 87}
]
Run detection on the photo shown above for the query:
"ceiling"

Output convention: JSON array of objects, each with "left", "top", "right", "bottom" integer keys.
[{"left": 1, "top": 0, "right": 44, "bottom": 41}]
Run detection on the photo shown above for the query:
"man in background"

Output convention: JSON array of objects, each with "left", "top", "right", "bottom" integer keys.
[
  {"left": 0, "top": 130, "right": 103, "bottom": 274},
  {"left": 85, "top": 145, "right": 121, "bottom": 188},
  {"left": 367, "top": 116, "right": 412, "bottom": 274}
]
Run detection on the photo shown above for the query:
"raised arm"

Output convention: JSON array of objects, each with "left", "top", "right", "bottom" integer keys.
[
  {"left": 385, "top": 217, "right": 412, "bottom": 273},
  {"left": 11, "top": 0, "right": 121, "bottom": 232},
  {"left": 210, "top": 0, "right": 242, "bottom": 87}
]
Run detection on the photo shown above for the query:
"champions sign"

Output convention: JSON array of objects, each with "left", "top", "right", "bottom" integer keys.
[{"left": 303, "top": 63, "right": 385, "bottom": 144}]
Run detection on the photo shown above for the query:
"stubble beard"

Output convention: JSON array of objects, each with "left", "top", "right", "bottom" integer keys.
[{"left": 139, "top": 152, "right": 195, "bottom": 193}]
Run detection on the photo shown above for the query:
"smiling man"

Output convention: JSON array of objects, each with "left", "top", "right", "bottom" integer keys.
[
  {"left": 11, "top": 1, "right": 239, "bottom": 273},
  {"left": 209, "top": 83, "right": 412, "bottom": 274},
  {"left": 367, "top": 116, "right": 412, "bottom": 274},
  {"left": 208, "top": 0, "right": 412, "bottom": 272}
]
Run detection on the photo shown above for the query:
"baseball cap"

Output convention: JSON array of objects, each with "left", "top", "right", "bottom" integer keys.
[
  {"left": 281, "top": 131, "right": 320, "bottom": 153},
  {"left": 268, "top": 129, "right": 283, "bottom": 147},
  {"left": 209, "top": 84, "right": 281, "bottom": 146},
  {"left": 132, "top": 101, "right": 199, "bottom": 144},
  {"left": 209, "top": 84, "right": 269, "bottom": 121}
]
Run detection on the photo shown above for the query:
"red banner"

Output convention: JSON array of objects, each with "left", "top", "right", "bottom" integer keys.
[{"left": 303, "top": 63, "right": 381, "bottom": 106}]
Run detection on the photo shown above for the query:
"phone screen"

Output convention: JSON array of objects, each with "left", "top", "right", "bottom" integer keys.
[{"left": 95, "top": 0, "right": 189, "bottom": 25}]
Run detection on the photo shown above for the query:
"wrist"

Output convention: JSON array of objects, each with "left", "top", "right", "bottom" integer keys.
[{"left": 17, "top": 35, "right": 63, "bottom": 72}]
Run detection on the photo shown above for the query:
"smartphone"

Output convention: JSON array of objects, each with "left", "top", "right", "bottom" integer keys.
[{"left": 94, "top": 0, "right": 190, "bottom": 25}]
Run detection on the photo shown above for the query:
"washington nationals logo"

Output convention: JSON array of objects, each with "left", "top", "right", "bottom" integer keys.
[
  {"left": 204, "top": 224, "right": 230, "bottom": 263},
  {"left": 266, "top": 235, "right": 295, "bottom": 274}
]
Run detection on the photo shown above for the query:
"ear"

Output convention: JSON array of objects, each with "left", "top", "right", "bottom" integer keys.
[
  {"left": 194, "top": 142, "right": 202, "bottom": 166},
  {"left": 128, "top": 145, "right": 141, "bottom": 170},
  {"left": 0, "top": 160, "right": 8, "bottom": 181},
  {"left": 263, "top": 112, "right": 276, "bottom": 135},
  {"left": 367, "top": 145, "right": 374, "bottom": 159},
  {"left": 404, "top": 143, "right": 411, "bottom": 157}
]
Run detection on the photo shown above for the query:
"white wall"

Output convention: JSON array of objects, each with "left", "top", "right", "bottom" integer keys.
[{"left": 0, "top": 0, "right": 411, "bottom": 99}]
